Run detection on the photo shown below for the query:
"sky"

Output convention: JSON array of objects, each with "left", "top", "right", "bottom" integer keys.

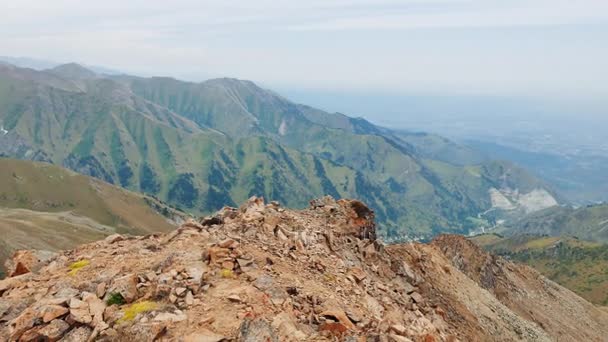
[{"left": 1, "top": 0, "right": 608, "bottom": 100}]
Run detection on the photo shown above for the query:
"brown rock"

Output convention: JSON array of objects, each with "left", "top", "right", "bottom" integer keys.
[
  {"left": 69, "top": 307, "right": 92, "bottom": 325},
  {"left": 110, "top": 274, "right": 138, "bottom": 303},
  {"left": 350, "top": 267, "right": 367, "bottom": 283},
  {"left": 388, "top": 334, "right": 414, "bottom": 342},
  {"left": 184, "top": 329, "right": 225, "bottom": 342},
  {"left": 391, "top": 324, "right": 407, "bottom": 336},
  {"left": 41, "top": 305, "right": 69, "bottom": 323},
  {"left": 8, "top": 307, "right": 37, "bottom": 340},
  {"left": 59, "top": 326, "right": 92, "bottom": 342},
  {"left": 218, "top": 238, "right": 239, "bottom": 249},
  {"left": 271, "top": 312, "right": 308, "bottom": 340},
  {"left": 5, "top": 250, "right": 57, "bottom": 277},
  {"left": 227, "top": 294, "right": 243, "bottom": 303},
  {"left": 239, "top": 318, "right": 278, "bottom": 342},
  {"left": 185, "top": 291, "right": 194, "bottom": 306},
  {"left": 320, "top": 309, "right": 356, "bottom": 330},
  {"left": 104, "top": 234, "right": 124, "bottom": 244},
  {"left": 319, "top": 322, "right": 349, "bottom": 336},
  {"left": 154, "top": 312, "right": 187, "bottom": 322},
  {"left": 96, "top": 282, "right": 106, "bottom": 298},
  {"left": 206, "top": 247, "right": 230, "bottom": 264},
  {"left": 38, "top": 319, "right": 70, "bottom": 341},
  {"left": 175, "top": 287, "right": 187, "bottom": 297},
  {"left": 410, "top": 292, "right": 423, "bottom": 304},
  {"left": 82, "top": 292, "right": 106, "bottom": 327},
  {"left": 0, "top": 275, "right": 26, "bottom": 295}
]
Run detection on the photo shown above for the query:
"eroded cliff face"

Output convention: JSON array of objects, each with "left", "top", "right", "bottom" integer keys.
[{"left": 1, "top": 196, "right": 607, "bottom": 341}]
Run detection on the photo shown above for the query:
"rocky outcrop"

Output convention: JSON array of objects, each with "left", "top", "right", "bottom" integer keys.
[{"left": 0, "top": 196, "right": 607, "bottom": 341}]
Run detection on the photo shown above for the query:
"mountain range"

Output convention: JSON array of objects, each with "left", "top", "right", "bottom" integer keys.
[{"left": 0, "top": 62, "right": 558, "bottom": 239}]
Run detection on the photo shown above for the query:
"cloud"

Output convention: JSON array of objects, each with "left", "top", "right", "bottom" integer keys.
[
  {"left": 0, "top": 0, "right": 606, "bottom": 98},
  {"left": 288, "top": 0, "right": 608, "bottom": 31}
]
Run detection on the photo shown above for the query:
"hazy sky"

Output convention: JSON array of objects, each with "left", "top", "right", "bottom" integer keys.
[{"left": 2, "top": 0, "right": 608, "bottom": 98}]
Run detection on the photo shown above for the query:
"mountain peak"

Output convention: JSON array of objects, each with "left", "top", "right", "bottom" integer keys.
[
  {"left": 47, "top": 62, "right": 97, "bottom": 80},
  {"left": 1, "top": 195, "right": 607, "bottom": 340}
]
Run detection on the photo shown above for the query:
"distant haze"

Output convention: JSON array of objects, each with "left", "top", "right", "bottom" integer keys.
[{"left": 1, "top": 0, "right": 607, "bottom": 101}]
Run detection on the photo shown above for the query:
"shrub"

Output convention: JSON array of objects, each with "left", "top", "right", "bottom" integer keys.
[
  {"left": 220, "top": 268, "right": 234, "bottom": 278},
  {"left": 106, "top": 292, "right": 126, "bottom": 306},
  {"left": 68, "top": 259, "right": 90, "bottom": 276},
  {"left": 120, "top": 301, "right": 159, "bottom": 322}
]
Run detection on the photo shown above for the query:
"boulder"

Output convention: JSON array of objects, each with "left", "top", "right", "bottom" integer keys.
[
  {"left": 38, "top": 319, "right": 70, "bottom": 341},
  {"left": 41, "top": 305, "right": 69, "bottom": 323},
  {"left": 8, "top": 307, "right": 37, "bottom": 340},
  {"left": 320, "top": 309, "right": 356, "bottom": 330},
  {"left": 5, "top": 250, "right": 57, "bottom": 277},
  {"left": 110, "top": 274, "right": 138, "bottom": 303},
  {"left": 82, "top": 292, "right": 106, "bottom": 327},
  {"left": 59, "top": 326, "right": 92, "bottom": 342},
  {"left": 239, "top": 318, "right": 278, "bottom": 342}
]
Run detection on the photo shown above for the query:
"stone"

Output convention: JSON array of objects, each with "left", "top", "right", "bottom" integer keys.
[
  {"left": 38, "top": 319, "right": 71, "bottom": 341},
  {"left": 5, "top": 250, "right": 57, "bottom": 277},
  {"left": 227, "top": 294, "right": 243, "bottom": 303},
  {"left": 82, "top": 292, "right": 106, "bottom": 327},
  {"left": 8, "top": 308, "right": 37, "bottom": 340},
  {"left": 154, "top": 312, "right": 187, "bottom": 322},
  {"left": 123, "top": 322, "right": 167, "bottom": 341},
  {"left": 391, "top": 324, "right": 408, "bottom": 335},
  {"left": 59, "top": 326, "right": 93, "bottom": 342},
  {"left": 319, "top": 322, "right": 349, "bottom": 336},
  {"left": 69, "top": 307, "right": 92, "bottom": 324},
  {"left": 271, "top": 312, "right": 308, "bottom": 340},
  {"left": 345, "top": 309, "right": 363, "bottom": 323},
  {"left": 154, "top": 284, "right": 172, "bottom": 299},
  {"left": 0, "top": 275, "right": 26, "bottom": 295},
  {"left": 110, "top": 273, "right": 138, "bottom": 303},
  {"left": 0, "top": 301, "right": 11, "bottom": 319},
  {"left": 41, "top": 305, "right": 69, "bottom": 323},
  {"left": 96, "top": 282, "right": 107, "bottom": 298},
  {"left": 104, "top": 234, "right": 124, "bottom": 244},
  {"left": 320, "top": 309, "right": 356, "bottom": 330},
  {"left": 350, "top": 267, "right": 367, "bottom": 283},
  {"left": 184, "top": 329, "right": 226, "bottom": 342},
  {"left": 389, "top": 334, "right": 414, "bottom": 342},
  {"left": 218, "top": 238, "right": 239, "bottom": 249},
  {"left": 237, "top": 258, "right": 254, "bottom": 268},
  {"left": 206, "top": 247, "right": 230, "bottom": 264},
  {"left": 410, "top": 292, "right": 423, "bottom": 304},
  {"left": 239, "top": 318, "right": 278, "bottom": 342},
  {"left": 175, "top": 287, "right": 187, "bottom": 297},
  {"left": 182, "top": 219, "right": 204, "bottom": 230},
  {"left": 185, "top": 291, "right": 194, "bottom": 306},
  {"left": 69, "top": 298, "right": 87, "bottom": 309}
]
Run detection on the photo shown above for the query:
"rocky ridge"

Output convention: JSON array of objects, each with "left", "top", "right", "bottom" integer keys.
[{"left": 1, "top": 196, "right": 607, "bottom": 341}]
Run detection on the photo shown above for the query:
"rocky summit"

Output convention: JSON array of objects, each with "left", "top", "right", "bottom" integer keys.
[{"left": 1, "top": 197, "right": 607, "bottom": 342}]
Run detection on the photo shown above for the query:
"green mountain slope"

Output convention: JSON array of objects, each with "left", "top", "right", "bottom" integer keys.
[
  {"left": 501, "top": 203, "right": 608, "bottom": 242},
  {"left": 472, "top": 234, "right": 608, "bottom": 305},
  {"left": 0, "top": 63, "right": 556, "bottom": 239},
  {"left": 0, "top": 158, "right": 180, "bottom": 276}
]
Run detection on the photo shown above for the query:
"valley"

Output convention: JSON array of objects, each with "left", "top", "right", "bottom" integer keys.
[{"left": 0, "top": 158, "right": 181, "bottom": 275}]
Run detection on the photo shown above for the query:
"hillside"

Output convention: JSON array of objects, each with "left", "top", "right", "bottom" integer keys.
[
  {"left": 502, "top": 203, "right": 608, "bottom": 242},
  {"left": 0, "top": 158, "right": 180, "bottom": 275},
  {"left": 0, "top": 197, "right": 606, "bottom": 341},
  {"left": 471, "top": 233, "right": 608, "bottom": 305},
  {"left": 0, "top": 62, "right": 557, "bottom": 238}
]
